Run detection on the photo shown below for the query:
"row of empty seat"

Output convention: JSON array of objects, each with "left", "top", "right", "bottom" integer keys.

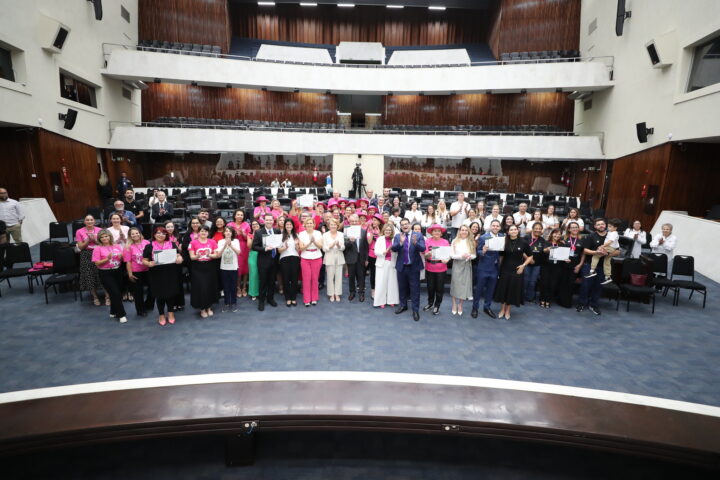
[
  {"left": 145, "top": 117, "right": 572, "bottom": 135},
  {"left": 500, "top": 50, "right": 581, "bottom": 63},
  {"left": 137, "top": 40, "right": 221, "bottom": 57}
]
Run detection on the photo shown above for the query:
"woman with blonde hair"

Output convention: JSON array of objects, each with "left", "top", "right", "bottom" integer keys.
[
  {"left": 322, "top": 218, "right": 346, "bottom": 302},
  {"left": 373, "top": 223, "right": 399, "bottom": 308},
  {"left": 450, "top": 225, "right": 476, "bottom": 315}
]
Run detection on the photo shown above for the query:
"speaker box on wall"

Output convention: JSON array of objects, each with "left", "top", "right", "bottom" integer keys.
[
  {"left": 88, "top": 0, "right": 103, "bottom": 21},
  {"left": 39, "top": 14, "right": 71, "bottom": 53},
  {"left": 615, "top": 0, "right": 631, "bottom": 37},
  {"left": 59, "top": 109, "right": 78, "bottom": 130},
  {"left": 636, "top": 122, "right": 654, "bottom": 143}
]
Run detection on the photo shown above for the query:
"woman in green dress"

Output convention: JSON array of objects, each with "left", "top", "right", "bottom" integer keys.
[{"left": 247, "top": 219, "right": 261, "bottom": 300}]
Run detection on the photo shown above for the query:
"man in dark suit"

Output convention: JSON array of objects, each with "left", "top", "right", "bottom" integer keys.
[
  {"left": 391, "top": 218, "right": 426, "bottom": 321},
  {"left": 343, "top": 214, "right": 369, "bottom": 302},
  {"left": 151, "top": 191, "right": 174, "bottom": 224},
  {"left": 252, "top": 213, "right": 280, "bottom": 311}
]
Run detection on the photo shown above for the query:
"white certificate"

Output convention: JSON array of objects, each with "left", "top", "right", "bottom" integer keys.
[
  {"left": 263, "top": 234, "right": 283, "bottom": 249},
  {"left": 154, "top": 248, "right": 177, "bottom": 265},
  {"left": 487, "top": 236, "right": 506, "bottom": 251},
  {"left": 298, "top": 194, "right": 315, "bottom": 208},
  {"left": 431, "top": 246, "right": 452, "bottom": 261},
  {"left": 344, "top": 226, "right": 361, "bottom": 240},
  {"left": 550, "top": 246, "right": 571, "bottom": 261}
]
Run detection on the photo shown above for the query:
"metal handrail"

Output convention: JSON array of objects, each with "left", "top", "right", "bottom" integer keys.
[{"left": 102, "top": 43, "right": 615, "bottom": 70}]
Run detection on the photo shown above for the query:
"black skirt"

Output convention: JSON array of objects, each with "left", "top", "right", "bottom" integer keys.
[
  {"left": 148, "top": 263, "right": 181, "bottom": 300},
  {"left": 190, "top": 260, "right": 219, "bottom": 309},
  {"left": 493, "top": 269, "right": 525, "bottom": 306}
]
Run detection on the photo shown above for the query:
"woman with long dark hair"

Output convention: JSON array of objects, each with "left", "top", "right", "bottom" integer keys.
[
  {"left": 75, "top": 214, "right": 103, "bottom": 306},
  {"left": 538, "top": 228, "right": 570, "bottom": 308},
  {"left": 247, "top": 219, "right": 261, "bottom": 300},
  {"left": 124, "top": 227, "right": 152, "bottom": 316},
  {"left": 278, "top": 218, "right": 300, "bottom": 306},
  {"left": 228, "top": 209, "right": 250, "bottom": 297},
  {"left": 217, "top": 226, "right": 241, "bottom": 312},
  {"left": 493, "top": 225, "right": 533, "bottom": 320}
]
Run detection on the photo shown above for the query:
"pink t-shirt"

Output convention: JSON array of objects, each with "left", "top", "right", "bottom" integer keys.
[
  {"left": 384, "top": 237, "right": 393, "bottom": 260},
  {"left": 253, "top": 206, "right": 270, "bottom": 219},
  {"left": 189, "top": 238, "right": 218, "bottom": 261},
  {"left": 270, "top": 208, "right": 284, "bottom": 220},
  {"left": 425, "top": 237, "right": 450, "bottom": 273},
  {"left": 92, "top": 244, "right": 124, "bottom": 270},
  {"left": 367, "top": 228, "right": 381, "bottom": 259},
  {"left": 123, "top": 240, "right": 150, "bottom": 272},
  {"left": 75, "top": 226, "right": 102, "bottom": 250}
]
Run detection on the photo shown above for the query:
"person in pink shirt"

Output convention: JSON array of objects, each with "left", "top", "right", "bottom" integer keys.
[
  {"left": 253, "top": 196, "right": 271, "bottom": 220},
  {"left": 124, "top": 227, "right": 152, "bottom": 317},
  {"left": 270, "top": 199, "right": 284, "bottom": 221},
  {"left": 143, "top": 227, "right": 183, "bottom": 326},
  {"left": 188, "top": 226, "right": 220, "bottom": 318},
  {"left": 92, "top": 229, "right": 128, "bottom": 324},
  {"left": 423, "top": 224, "right": 450, "bottom": 315},
  {"left": 366, "top": 214, "right": 383, "bottom": 299},
  {"left": 228, "top": 209, "right": 250, "bottom": 298},
  {"left": 75, "top": 214, "right": 104, "bottom": 306}
]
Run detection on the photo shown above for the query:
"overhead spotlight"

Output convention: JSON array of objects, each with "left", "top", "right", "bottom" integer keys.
[
  {"left": 338, "top": 3, "right": 355, "bottom": 7},
  {"left": 226, "top": 84, "right": 232, "bottom": 88},
  {"left": 293, "top": 88, "right": 300, "bottom": 93},
  {"left": 419, "top": 92, "right": 425, "bottom": 96},
  {"left": 429, "top": 6, "right": 446, "bottom": 11},
  {"left": 450, "top": 91, "right": 456, "bottom": 95},
  {"left": 388, "top": 92, "right": 394, "bottom": 96},
  {"left": 191, "top": 81, "right": 198, "bottom": 86},
  {"left": 325, "top": 90, "right": 331, "bottom": 94},
  {"left": 257, "top": 2, "right": 275, "bottom": 6},
  {"left": 520, "top": 89, "right": 527, "bottom": 94},
  {"left": 154, "top": 78, "right": 161, "bottom": 83},
  {"left": 387, "top": 5, "right": 404, "bottom": 8},
  {"left": 262, "top": 87, "right": 268, "bottom": 91},
  {"left": 555, "top": 88, "right": 562, "bottom": 93},
  {"left": 485, "top": 90, "right": 492, "bottom": 94}
]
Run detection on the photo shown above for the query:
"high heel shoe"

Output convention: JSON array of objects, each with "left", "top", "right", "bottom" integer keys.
[
  {"left": 167, "top": 313, "right": 176, "bottom": 324},
  {"left": 158, "top": 315, "right": 166, "bottom": 326}
]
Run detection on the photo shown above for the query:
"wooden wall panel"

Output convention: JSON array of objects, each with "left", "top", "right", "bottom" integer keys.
[
  {"left": 0, "top": 129, "right": 101, "bottom": 222},
  {"left": 383, "top": 93, "right": 574, "bottom": 130},
  {"left": 142, "top": 84, "right": 337, "bottom": 123},
  {"left": 659, "top": 143, "right": 720, "bottom": 217},
  {"left": 231, "top": 4, "right": 492, "bottom": 45},
  {"left": 139, "top": 0, "right": 231, "bottom": 53},
  {"left": 488, "top": 0, "right": 580, "bottom": 57}
]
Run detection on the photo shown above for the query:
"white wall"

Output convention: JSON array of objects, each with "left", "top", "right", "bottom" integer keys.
[
  {"left": 576, "top": 0, "right": 720, "bottom": 159},
  {"left": 332, "top": 154, "right": 384, "bottom": 198},
  {"left": 0, "top": 0, "right": 139, "bottom": 147},
  {"left": 109, "top": 126, "right": 606, "bottom": 160},
  {"left": 103, "top": 49, "right": 613, "bottom": 95}
]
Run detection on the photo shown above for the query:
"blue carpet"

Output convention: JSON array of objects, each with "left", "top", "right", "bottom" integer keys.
[{"left": 0, "top": 256, "right": 718, "bottom": 406}]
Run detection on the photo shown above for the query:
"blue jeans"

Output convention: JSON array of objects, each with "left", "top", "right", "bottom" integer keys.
[
  {"left": 221, "top": 270, "right": 238, "bottom": 305},
  {"left": 473, "top": 271, "right": 498, "bottom": 310},
  {"left": 524, "top": 265, "right": 541, "bottom": 301},
  {"left": 578, "top": 263, "right": 602, "bottom": 308}
]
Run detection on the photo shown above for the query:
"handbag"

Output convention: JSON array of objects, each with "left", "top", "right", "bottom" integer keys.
[{"left": 630, "top": 273, "right": 648, "bottom": 286}]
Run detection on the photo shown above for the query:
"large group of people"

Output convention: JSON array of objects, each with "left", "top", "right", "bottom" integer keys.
[{"left": 66, "top": 187, "right": 681, "bottom": 326}]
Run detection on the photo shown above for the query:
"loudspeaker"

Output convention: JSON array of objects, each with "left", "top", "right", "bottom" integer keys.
[
  {"left": 39, "top": 15, "right": 71, "bottom": 53},
  {"left": 615, "top": 0, "right": 631, "bottom": 37},
  {"left": 88, "top": 0, "right": 103, "bottom": 21},
  {"left": 636, "top": 122, "right": 654, "bottom": 143},
  {"left": 59, "top": 109, "right": 78, "bottom": 130},
  {"left": 645, "top": 42, "right": 661, "bottom": 66}
]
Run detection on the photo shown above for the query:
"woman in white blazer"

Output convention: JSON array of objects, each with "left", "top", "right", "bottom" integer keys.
[
  {"left": 373, "top": 223, "right": 399, "bottom": 308},
  {"left": 322, "top": 219, "right": 346, "bottom": 302}
]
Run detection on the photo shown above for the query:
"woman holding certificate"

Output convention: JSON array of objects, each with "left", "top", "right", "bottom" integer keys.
[
  {"left": 493, "top": 225, "right": 533, "bottom": 320},
  {"left": 538, "top": 228, "right": 570, "bottom": 309},
  {"left": 450, "top": 225, "right": 476, "bottom": 316},
  {"left": 374, "top": 223, "right": 399, "bottom": 308},
  {"left": 322, "top": 219, "right": 346, "bottom": 302},
  {"left": 142, "top": 227, "right": 183, "bottom": 326},
  {"left": 560, "top": 221, "right": 584, "bottom": 308},
  {"left": 423, "top": 224, "right": 450, "bottom": 315},
  {"left": 188, "top": 226, "right": 220, "bottom": 318}
]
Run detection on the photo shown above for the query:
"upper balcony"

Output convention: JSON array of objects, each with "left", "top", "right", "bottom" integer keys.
[{"left": 101, "top": 44, "right": 614, "bottom": 95}]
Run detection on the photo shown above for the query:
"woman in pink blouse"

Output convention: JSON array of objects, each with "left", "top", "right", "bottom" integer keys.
[
  {"left": 75, "top": 214, "right": 104, "bottom": 306},
  {"left": 188, "top": 226, "right": 220, "bottom": 318},
  {"left": 92, "top": 229, "right": 128, "bottom": 324},
  {"left": 253, "top": 196, "right": 271, "bottom": 220},
  {"left": 142, "top": 227, "right": 183, "bottom": 326},
  {"left": 270, "top": 199, "right": 284, "bottom": 221},
  {"left": 124, "top": 227, "right": 152, "bottom": 316},
  {"left": 423, "top": 224, "right": 450, "bottom": 315},
  {"left": 228, "top": 209, "right": 250, "bottom": 297}
]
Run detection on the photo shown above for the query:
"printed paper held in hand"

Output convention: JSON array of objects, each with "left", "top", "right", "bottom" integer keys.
[
  {"left": 487, "top": 236, "right": 505, "bottom": 251},
  {"left": 154, "top": 248, "right": 177, "bottom": 265},
  {"left": 432, "top": 246, "right": 452, "bottom": 261},
  {"left": 550, "top": 246, "right": 571, "bottom": 261},
  {"left": 263, "top": 234, "right": 283, "bottom": 249},
  {"left": 345, "top": 226, "right": 361, "bottom": 240},
  {"left": 298, "top": 194, "right": 315, "bottom": 208}
]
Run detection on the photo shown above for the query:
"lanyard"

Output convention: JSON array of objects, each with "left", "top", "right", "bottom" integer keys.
[{"left": 568, "top": 236, "right": 577, "bottom": 251}]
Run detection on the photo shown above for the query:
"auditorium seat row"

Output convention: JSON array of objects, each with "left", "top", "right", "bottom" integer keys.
[
  {"left": 145, "top": 117, "right": 572, "bottom": 135},
  {"left": 499, "top": 50, "right": 581, "bottom": 63},
  {"left": 137, "top": 40, "right": 222, "bottom": 57}
]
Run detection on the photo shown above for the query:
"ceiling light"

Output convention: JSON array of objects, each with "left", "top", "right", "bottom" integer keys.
[
  {"left": 257, "top": 2, "right": 275, "bottom": 6},
  {"left": 300, "top": 2, "right": 317, "bottom": 5},
  {"left": 429, "top": 6, "right": 446, "bottom": 11},
  {"left": 338, "top": 3, "right": 355, "bottom": 7},
  {"left": 387, "top": 5, "right": 404, "bottom": 8}
]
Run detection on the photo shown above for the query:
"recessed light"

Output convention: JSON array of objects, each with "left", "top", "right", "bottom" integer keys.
[
  {"left": 300, "top": 2, "right": 317, "bottom": 5},
  {"left": 257, "top": 2, "right": 275, "bottom": 6},
  {"left": 387, "top": 5, "right": 404, "bottom": 8},
  {"left": 429, "top": 6, "right": 446, "bottom": 11},
  {"left": 338, "top": 3, "right": 355, "bottom": 7}
]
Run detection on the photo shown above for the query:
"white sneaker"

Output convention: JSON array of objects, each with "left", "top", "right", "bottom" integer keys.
[{"left": 119, "top": 316, "right": 128, "bottom": 324}]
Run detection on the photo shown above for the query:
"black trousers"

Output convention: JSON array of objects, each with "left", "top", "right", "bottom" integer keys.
[
  {"left": 367, "top": 257, "right": 377, "bottom": 289},
  {"left": 99, "top": 268, "right": 126, "bottom": 318},
  {"left": 156, "top": 298, "right": 174, "bottom": 315},
  {"left": 128, "top": 270, "right": 154, "bottom": 315},
  {"left": 426, "top": 270, "right": 447, "bottom": 307},
  {"left": 258, "top": 259, "right": 277, "bottom": 303},
  {"left": 347, "top": 261, "right": 366, "bottom": 293},
  {"left": 279, "top": 256, "right": 300, "bottom": 301}
]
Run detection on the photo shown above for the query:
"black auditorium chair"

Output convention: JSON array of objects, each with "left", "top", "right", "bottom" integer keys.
[
  {"left": 646, "top": 253, "right": 673, "bottom": 297},
  {"left": 28, "top": 240, "right": 62, "bottom": 286},
  {"left": 49, "top": 222, "right": 70, "bottom": 243},
  {"left": 668, "top": 255, "right": 707, "bottom": 309},
  {"left": 619, "top": 258, "right": 656, "bottom": 314},
  {"left": 43, "top": 246, "right": 80, "bottom": 304},
  {"left": 0, "top": 242, "right": 35, "bottom": 295}
]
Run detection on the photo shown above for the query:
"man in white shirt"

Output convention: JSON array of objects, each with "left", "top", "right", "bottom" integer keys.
[
  {"left": 0, "top": 187, "right": 25, "bottom": 243},
  {"left": 512, "top": 202, "right": 532, "bottom": 236},
  {"left": 483, "top": 204, "right": 503, "bottom": 233},
  {"left": 449, "top": 192, "right": 469, "bottom": 241}
]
